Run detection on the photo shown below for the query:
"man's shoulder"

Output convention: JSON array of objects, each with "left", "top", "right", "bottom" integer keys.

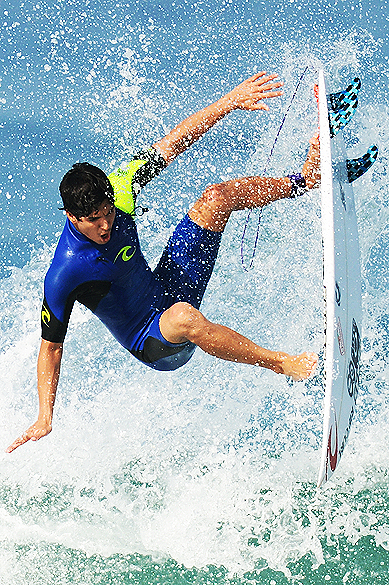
[
  {"left": 53, "top": 222, "right": 97, "bottom": 261},
  {"left": 45, "top": 223, "right": 100, "bottom": 291}
]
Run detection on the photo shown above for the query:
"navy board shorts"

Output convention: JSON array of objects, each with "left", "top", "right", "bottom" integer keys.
[{"left": 129, "top": 214, "right": 222, "bottom": 371}]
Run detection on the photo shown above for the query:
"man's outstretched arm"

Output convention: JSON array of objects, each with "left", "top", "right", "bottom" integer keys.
[
  {"left": 154, "top": 71, "right": 283, "bottom": 164},
  {"left": 6, "top": 340, "right": 63, "bottom": 453}
]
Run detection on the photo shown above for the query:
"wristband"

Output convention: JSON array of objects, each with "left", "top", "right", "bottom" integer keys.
[{"left": 287, "top": 173, "right": 307, "bottom": 198}]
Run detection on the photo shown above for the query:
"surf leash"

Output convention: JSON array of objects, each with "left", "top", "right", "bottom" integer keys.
[{"left": 240, "top": 65, "right": 310, "bottom": 271}]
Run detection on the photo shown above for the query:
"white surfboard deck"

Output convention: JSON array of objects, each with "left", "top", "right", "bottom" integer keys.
[{"left": 317, "top": 70, "right": 362, "bottom": 487}]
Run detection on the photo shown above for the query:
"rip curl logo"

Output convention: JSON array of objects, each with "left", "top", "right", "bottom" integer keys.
[
  {"left": 114, "top": 245, "right": 136, "bottom": 263},
  {"left": 41, "top": 305, "right": 51, "bottom": 326},
  {"left": 347, "top": 318, "right": 361, "bottom": 403}
]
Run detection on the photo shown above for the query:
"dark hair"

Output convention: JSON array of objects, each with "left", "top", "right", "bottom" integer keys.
[{"left": 59, "top": 162, "right": 115, "bottom": 219}]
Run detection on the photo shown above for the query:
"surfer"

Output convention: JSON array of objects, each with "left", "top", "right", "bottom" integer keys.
[{"left": 7, "top": 72, "right": 320, "bottom": 453}]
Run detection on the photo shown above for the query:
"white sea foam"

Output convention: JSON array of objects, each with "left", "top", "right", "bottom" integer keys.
[{"left": 1, "top": 31, "right": 388, "bottom": 580}]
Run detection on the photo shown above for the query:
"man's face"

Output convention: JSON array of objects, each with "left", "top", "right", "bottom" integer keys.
[{"left": 67, "top": 199, "right": 116, "bottom": 245}]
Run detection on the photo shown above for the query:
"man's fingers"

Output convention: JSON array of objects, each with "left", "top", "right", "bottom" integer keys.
[
  {"left": 6, "top": 434, "right": 31, "bottom": 453},
  {"left": 5, "top": 422, "right": 51, "bottom": 453},
  {"left": 248, "top": 80, "right": 283, "bottom": 96},
  {"left": 241, "top": 72, "right": 282, "bottom": 93},
  {"left": 257, "top": 81, "right": 284, "bottom": 92},
  {"left": 249, "top": 72, "right": 279, "bottom": 84},
  {"left": 248, "top": 71, "right": 267, "bottom": 81},
  {"left": 247, "top": 84, "right": 284, "bottom": 106},
  {"left": 228, "top": 72, "right": 284, "bottom": 112},
  {"left": 253, "top": 75, "right": 283, "bottom": 91},
  {"left": 257, "top": 89, "right": 284, "bottom": 100}
]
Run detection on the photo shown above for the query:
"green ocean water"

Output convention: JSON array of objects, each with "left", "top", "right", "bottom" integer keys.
[{"left": 3, "top": 533, "right": 389, "bottom": 584}]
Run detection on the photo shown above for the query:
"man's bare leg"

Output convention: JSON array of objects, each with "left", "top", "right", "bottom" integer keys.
[
  {"left": 159, "top": 303, "right": 318, "bottom": 381},
  {"left": 189, "top": 135, "right": 320, "bottom": 232},
  {"left": 159, "top": 136, "right": 321, "bottom": 381}
]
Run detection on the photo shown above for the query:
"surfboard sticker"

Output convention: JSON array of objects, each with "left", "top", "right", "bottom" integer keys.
[{"left": 317, "top": 71, "right": 363, "bottom": 487}]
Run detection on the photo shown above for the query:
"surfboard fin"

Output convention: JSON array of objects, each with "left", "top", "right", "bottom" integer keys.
[
  {"left": 327, "top": 78, "right": 361, "bottom": 137},
  {"left": 346, "top": 145, "right": 378, "bottom": 183}
]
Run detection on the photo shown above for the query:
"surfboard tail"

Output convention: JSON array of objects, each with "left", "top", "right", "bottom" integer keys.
[{"left": 314, "top": 77, "right": 360, "bottom": 140}]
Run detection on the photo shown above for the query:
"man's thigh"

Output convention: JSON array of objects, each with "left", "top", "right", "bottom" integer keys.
[{"left": 153, "top": 214, "right": 222, "bottom": 309}]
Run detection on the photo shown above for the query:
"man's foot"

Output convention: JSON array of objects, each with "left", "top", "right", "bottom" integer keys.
[
  {"left": 302, "top": 133, "right": 321, "bottom": 190},
  {"left": 280, "top": 351, "right": 318, "bottom": 381}
]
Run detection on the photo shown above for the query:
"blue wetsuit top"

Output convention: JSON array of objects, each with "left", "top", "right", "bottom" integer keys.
[
  {"left": 41, "top": 147, "right": 169, "bottom": 346},
  {"left": 41, "top": 147, "right": 222, "bottom": 370},
  {"left": 42, "top": 207, "right": 168, "bottom": 348}
]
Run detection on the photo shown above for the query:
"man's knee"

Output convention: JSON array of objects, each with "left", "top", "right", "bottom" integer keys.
[
  {"left": 163, "top": 302, "right": 207, "bottom": 341},
  {"left": 189, "top": 182, "right": 231, "bottom": 232},
  {"left": 200, "top": 183, "right": 228, "bottom": 209}
]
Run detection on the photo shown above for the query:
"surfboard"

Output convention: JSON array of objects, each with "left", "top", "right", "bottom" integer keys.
[{"left": 317, "top": 71, "right": 376, "bottom": 487}]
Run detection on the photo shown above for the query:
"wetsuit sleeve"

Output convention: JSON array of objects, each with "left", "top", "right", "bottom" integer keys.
[
  {"left": 41, "top": 295, "right": 73, "bottom": 343},
  {"left": 41, "top": 261, "right": 77, "bottom": 343},
  {"left": 41, "top": 279, "right": 113, "bottom": 343},
  {"left": 108, "top": 146, "right": 167, "bottom": 216}
]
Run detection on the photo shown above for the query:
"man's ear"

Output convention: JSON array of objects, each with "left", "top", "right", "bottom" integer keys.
[{"left": 66, "top": 211, "right": 79, "bottom": 226}]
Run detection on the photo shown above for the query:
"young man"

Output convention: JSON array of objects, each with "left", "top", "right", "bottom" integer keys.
[{"left": 7, "top": 72, "right": 319, "bottom": 453}]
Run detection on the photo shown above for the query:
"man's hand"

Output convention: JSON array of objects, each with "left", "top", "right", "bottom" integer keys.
[
  {"left": 223, "top": 71, "right": 284, "bottom": 112},
  {"left": 154, "top": 71, "right": 284, "bottom": 163},
  {"left": 6, "top": 339, "right": 61, "bottom": 454},
  {"left": 279, "top": 351, "right": 318, "bottom": 381},
  {"left": 6, "top": 419, "right": 52, "bottom": 453}
]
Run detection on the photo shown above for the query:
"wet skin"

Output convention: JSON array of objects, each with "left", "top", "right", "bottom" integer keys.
[{"left": 66, "top": 200, "right": 116, "bottom": 245}]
